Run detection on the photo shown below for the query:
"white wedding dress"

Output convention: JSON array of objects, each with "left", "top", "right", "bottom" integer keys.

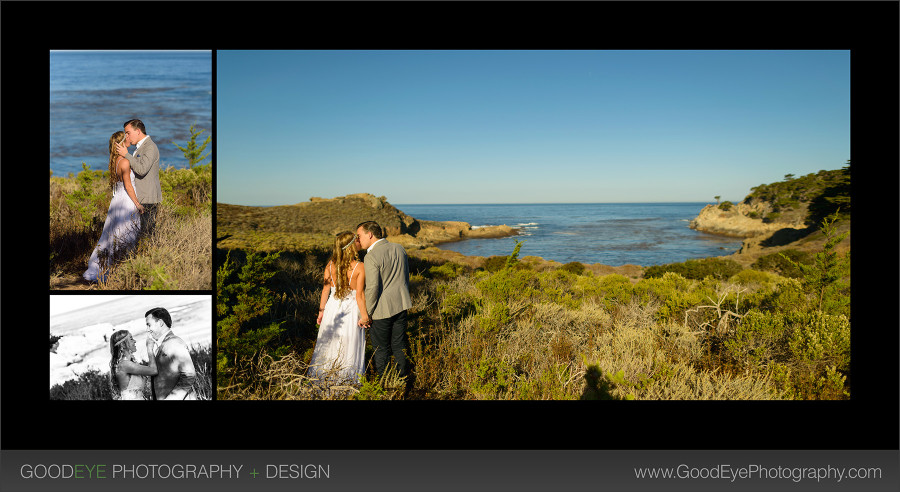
[
  {"left": 118, "top": 373, "right": 146, "bottom": 400},
  {"left": 83, "top": 170, "right": 141, "bottom": 282},
  {"left": 307, "top": 262, "right": 366, "bottom": 385}
]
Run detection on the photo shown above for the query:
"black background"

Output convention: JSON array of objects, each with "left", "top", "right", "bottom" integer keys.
[{"left": 2, "top": 1, "right": 897, "bottom": 452}]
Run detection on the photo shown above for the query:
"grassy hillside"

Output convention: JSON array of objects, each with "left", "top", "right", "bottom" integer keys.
[
  {"left": 215, "top": 169, "right": 850, "bottom": 400},
  {"left": 217, "top": 226, "right": 849, "bottom": 400},
  {"left": 49, "top": 163, "right": 212, "bottom": 290},
  {"left": 743, "top": 162, "right": 850, "bottom": 226}
]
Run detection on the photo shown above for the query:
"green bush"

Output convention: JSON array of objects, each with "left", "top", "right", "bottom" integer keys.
[
  {"left": 65, "top": 162, "right": 108, "bottom": 230},
  {"left": 718, "top": 201, "right": 734, "bottom": 211},
  {"left": 560, "top": 261, "right": 586, "bottom": 275},
  {"left": 439, "top": 289, "right": 477, "bottom": 324},
  {"left": 752, "top": 249, "right": 812, "bottom": 278},
  {"left": 643, "top": 257, "right": 743, "bottom": 281},
  {"left": 468, "top": 356, "right": 515, "bottom": 399},
  {"left": 635, "top": 272, "right": 718, "bottom": 323},
  {"left": 429, "top": 262, "right": 467, "bottom": 280},
  {"left": 216, "top": 251, "right": 287, "bottom": 379},
  {"left": 787, "top": 311, "right": 850, "bottom": 372},
  {"left": 481, "top": 256, "right": 508, "bottom": 273},
  {"left": 729, "top": 269, "right": 780, "bottom": 287},
  {"left": 722, "top": 309, "right": 789, "bottom": 371},
  {"left": 476, "top": 267, "right": 539, "bottom": 304}
]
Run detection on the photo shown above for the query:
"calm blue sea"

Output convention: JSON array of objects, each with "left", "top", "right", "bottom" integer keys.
[
  {"left": 395, "top": 203, "right": 742, "bottom": 267},
  {"left": 49, "top": 51, "right": 212, "bottom": 175}
]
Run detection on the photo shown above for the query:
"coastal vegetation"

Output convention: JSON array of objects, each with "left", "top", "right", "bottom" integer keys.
[
  {"left": 216, "top": 165, "right": 849, "bottom": 400},
  {"left": 216, "top": 209, "right": 849, "bottom": 401},
  {"left": 49, "top": 345, "right": 213, "bottom": 400},
  {"left": 49, "top": 128, "right": 212, "bottom": 290},
  {"left": 744, "top": 161, "right": 850, "bottom": 225}
]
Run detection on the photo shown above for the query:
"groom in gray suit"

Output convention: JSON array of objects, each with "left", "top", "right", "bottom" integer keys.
[
  {"left": 356, "top": 221, "right": 413, "bottom": 381},
  {"left": 116, "top": 119, "right": 162, "bottom": 237}
]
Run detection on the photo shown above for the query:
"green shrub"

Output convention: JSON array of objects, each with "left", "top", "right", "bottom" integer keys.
[
  {"left": 560, "top": 261, "right": 586, "bottom": 275},
  {"left": 722, "top": 309, "right": 789, "bottom": 371},
  {"left": 65, "top": 162, "right": 108, "bottom": 230},
  {"left": 787, "top": 311, "right": 850, "bottom": 372},
  {"left": 780, "top": 212, "right": 849, "bottom": 315},
  {"left": 729, "top": 269, "right": 780, "bottom": 287},
  {"left": 476, "top": 301, "right": 511, "bottom": 334},
  {"left": 718, "top": 201, "right": 733, "bottom": 211},
  {"left": 428, "top": 262, "right": 467, "bottom": 280},
  {"left": 586, "top": 274, "right": 634, "bottom": 310},
  {"left": 439, "top": 290, "right": 477, "bottom": 324},
  {"left": 644, "top": 257, "right": 743, "bottom": 281},
  {"left": 763, "top": 212, "right": 781, "bottom": 223},
  {"left": 635, "top": 272, "right": 718, "bottom": 323},
  {"left": 468, "top": 356, "right": 515, "bottom": 399},
  {"left": 216, "top": 251, "right": 288, "bottom": 380},
  {"left": 752, "top": 249, "right": 812, "bottom": 278},
  {"left": 481, "top": 256, "right": 508, "bottom": 273},
  {"left": 476, "top": 267, "right": 539, "bottom": 304}
]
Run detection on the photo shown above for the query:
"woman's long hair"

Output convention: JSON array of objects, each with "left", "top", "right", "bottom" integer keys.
[
  {"left": 108, "top": 131, "right": 127, "bottom": 191},
  {"left": 329, "top": 231, "right": 358, "bottom": 299},
  {"left": 108, "top": 330, "right": 133, "bottom": 398}
]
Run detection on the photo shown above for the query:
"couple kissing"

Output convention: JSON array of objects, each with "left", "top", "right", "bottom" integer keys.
[
  {"left": 83, "top": 119, "right": 162, "bottom": 283},
  {"left": 307, "top": 221, "right": 412, "bottom": 387}
]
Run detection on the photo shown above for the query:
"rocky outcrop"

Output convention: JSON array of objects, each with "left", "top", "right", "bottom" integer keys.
[
  {"left": 689, "top": 202, "right": 805, "bottom": 238},
  {"left": 217, "top": 193, "right": 518, "bottom": 251}
]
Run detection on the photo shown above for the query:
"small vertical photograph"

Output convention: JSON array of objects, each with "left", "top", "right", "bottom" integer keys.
[
  {"left": 49, "top": 295, "right": 213, "bottom": 400},
  {"left": 49, "top": 50, "right": 212, "bottom": 291}
]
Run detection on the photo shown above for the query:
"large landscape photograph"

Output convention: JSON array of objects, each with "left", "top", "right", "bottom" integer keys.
[{"left": 215, "top": 50, "right": 850, "bottom": 401}]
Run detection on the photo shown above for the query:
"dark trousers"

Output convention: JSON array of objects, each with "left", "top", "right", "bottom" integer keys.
[
  {"left": 140, "top": 203, "right": 159, "bottom": 238},
  {"left": 370, "top": 310, "right": 410, "bottom": 378}
]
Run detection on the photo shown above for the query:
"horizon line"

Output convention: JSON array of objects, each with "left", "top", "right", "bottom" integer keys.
[{"left": 219, "top": 200, "right": 731, "bottom": 207}]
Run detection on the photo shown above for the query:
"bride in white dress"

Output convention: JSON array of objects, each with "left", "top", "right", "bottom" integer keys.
[
  {"left": 109, "top": 330, "right": 157, "bottom": 400},
  {"left": 83, "top": 131, "right": 145, "bottom": 283},
  {"left": 308, "top": 231, "right": 370, "bottom": 385}
]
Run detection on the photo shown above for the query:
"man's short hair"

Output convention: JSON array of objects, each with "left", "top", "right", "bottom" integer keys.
[
  {"left": 145, "top": 307, "right": 172, "bottom": 328},
  {"left": 357, "top": 221, "right": 384, "bottom": 239},
  {"left": 124, "top": 119, "right": 146, "bottom": 134}
]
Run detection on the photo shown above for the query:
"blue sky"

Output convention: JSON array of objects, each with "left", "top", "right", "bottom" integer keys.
[{"left": 217, "top": 50, "right": 849, "bottom": 206}]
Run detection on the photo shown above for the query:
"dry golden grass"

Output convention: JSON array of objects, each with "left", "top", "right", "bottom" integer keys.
[
  {"left": 50, "top": 166, "right": 212, "bottom": 290},
  {"left": 103, "top": 206, "right": 212, "bottom": 290}
]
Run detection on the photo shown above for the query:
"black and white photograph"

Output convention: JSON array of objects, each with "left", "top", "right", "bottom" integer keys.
[{"left": 49, "top": 294, "right": 212, "bottom": 400}]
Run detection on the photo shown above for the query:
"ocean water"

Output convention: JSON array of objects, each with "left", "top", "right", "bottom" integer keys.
[
  {"left": 49, "top": 51, "right": 212, "bottom": 175},
  {"left": 396, "top": 203, "right": 743, "bottom": 267}
]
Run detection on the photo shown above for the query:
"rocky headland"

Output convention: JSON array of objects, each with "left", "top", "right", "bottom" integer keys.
[
  {"left": 689, "top": 167, "right": 851, "bottom": 267},
  {"left": 217, "top": 193, "right": 518, "bottom": 253},
  {"left": 689, "top": 201, "right": 806, "bottom": 238},
  {"left": 216, "top": 193, "right": 646, "bottom": 279}
]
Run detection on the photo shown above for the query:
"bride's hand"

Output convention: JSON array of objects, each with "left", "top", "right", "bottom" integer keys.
[{"left": 137, "top": 203, "right": 145, "bottom": 214}]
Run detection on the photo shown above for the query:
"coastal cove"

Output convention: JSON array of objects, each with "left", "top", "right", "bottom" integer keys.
[{"left": 398, "top": 203, "right": 743, "bottom": 267}]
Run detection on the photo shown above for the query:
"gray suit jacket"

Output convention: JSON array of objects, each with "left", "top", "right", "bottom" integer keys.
[
  {"left": 124, "top": 136, "right": 162, "bottom": 204},
  {"left": 364, "top": 239, "right": 412, "bottom": 320}
]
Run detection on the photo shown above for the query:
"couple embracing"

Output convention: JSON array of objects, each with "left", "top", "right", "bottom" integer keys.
[
  {"left": 109, "top": 307, "right": 197, "bottom": 400},
  {"left": 307, "top": 221, "right": 412, "bottom": 388},
  {"left": 83, "top": 119, "right": 161, "bottom": 283}
]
